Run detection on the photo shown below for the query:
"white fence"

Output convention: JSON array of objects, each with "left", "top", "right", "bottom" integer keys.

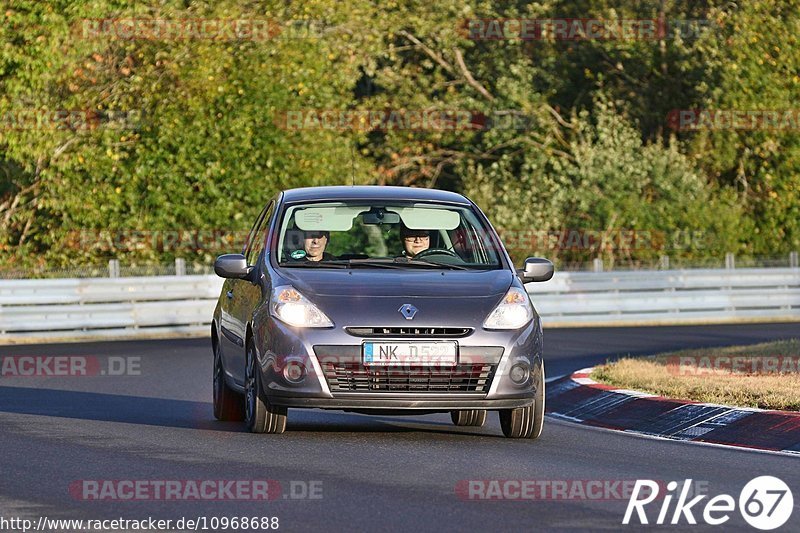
[{"left": 0, "top": 268, "right": 798, "bottom": 342}]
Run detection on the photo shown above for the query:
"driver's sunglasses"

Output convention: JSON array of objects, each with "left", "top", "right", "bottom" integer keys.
[{"left": 403, "top": 232, "right": 430, "bottom": 241}]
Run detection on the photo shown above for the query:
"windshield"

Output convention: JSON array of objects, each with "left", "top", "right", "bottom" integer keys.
[{"left": 275, "top": 200, "right": 503, "bottom": 270}]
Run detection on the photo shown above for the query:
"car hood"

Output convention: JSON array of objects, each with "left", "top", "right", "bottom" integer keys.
[
  {"left": 278, "top": 268, "right": 513, "bottom": 298},
  {"left": 277, "top": 269, "right": 515, "bottom": 328}
]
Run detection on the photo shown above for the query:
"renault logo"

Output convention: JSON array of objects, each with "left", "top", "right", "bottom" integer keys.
[{"left": 398, "top": 304, "right": 418, "bottom": 320}]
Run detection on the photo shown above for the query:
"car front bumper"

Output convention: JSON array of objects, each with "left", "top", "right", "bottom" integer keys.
[{"left": 251, "top": 311, "right": 544, "bottom": 411}]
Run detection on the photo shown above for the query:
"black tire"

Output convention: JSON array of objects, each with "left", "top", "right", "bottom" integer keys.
[
  {"left": 213, "top": 340, "right": 244, "bottom": 421},
  {"left": 450, "top": 410, "right": 487, "bottom": 427},
  {"left": 499, "top": 361, "right": 545, "bottom": 439},
  {"left": 245, "top": 343, "right": 287, "bottom": 434}
]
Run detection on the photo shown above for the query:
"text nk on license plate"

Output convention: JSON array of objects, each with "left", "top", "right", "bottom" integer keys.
[{"left": 363, "top": 342, "right": 458, "bottom": 366}]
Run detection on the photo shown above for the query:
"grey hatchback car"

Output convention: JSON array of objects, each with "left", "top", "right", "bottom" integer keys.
[{"left": 212, "top": 186, "right": 554, "bottom": 438}]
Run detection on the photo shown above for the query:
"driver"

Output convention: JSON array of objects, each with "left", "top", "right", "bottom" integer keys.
[
  {"left": 400, "top": 225, "right": 430, "bottom": 258},
  {"left": 289, "top": 230, "right": 333, "bottom": 262}
]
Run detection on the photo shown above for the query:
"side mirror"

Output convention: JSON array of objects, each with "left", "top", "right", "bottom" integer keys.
[
  {"left": 214, "top": 254, "right": 252, "bottom": 279},
  {"left": 518, "top": 257, "right": 554, "bottom": 283}
]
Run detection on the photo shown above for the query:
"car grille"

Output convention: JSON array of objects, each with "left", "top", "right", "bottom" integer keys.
[
  {"left": 345, "top": 327, "right": 472, "bottom": 338},
  {"left": 323, "top": 362, "right": 496, "bottom": 393}
]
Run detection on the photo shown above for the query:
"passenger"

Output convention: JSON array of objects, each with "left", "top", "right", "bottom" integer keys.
[
  {"left": 400, "top": 225, "right": 431, "bottom": 258},
  {"left": 289, "top": 230, "right": 333, "bottom": 261}
]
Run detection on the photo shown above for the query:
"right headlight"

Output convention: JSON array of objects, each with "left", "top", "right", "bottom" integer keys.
[
  {"left": 270, "top": 285, "right": 333, "bottom": 328},
  {"left": 483, "top": 287, "right": 534, "bottom": 330}
]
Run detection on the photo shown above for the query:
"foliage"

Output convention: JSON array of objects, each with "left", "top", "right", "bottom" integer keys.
[{"left": 0, "top": 0, "right": 797, "bottom": 270}]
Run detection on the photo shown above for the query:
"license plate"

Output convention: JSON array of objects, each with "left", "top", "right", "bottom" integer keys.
[{"left": 363, "top": 341, "right": 458, "bottom": 366}]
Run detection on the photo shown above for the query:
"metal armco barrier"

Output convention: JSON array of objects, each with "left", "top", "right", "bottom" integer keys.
[
  {"left": 528, "top": 268, "right": 800, "bottom": 327},
  {"left": 0, "top": 276, "right": 224, "bottom": 342},
  {"left": 0, "top": 268, "right": 798, "bottom": 342}
]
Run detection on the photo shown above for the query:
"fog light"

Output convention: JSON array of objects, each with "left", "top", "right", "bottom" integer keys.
[
  {"left": 283, "top": 361, "right": 306, "bottom": 384},
  {"left": 509, "top": 362, "right": 530, "bottom": 385}
]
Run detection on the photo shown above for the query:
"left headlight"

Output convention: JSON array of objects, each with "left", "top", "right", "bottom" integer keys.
[
  {"left": 483, "top": 287, "right": 534, "bottom": 330},
  {"left": 270, "top": 285, "right": 333, "bottom": 328}
]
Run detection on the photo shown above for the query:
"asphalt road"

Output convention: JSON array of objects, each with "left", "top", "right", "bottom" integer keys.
[{"left": 1, "top": 323, "right": 799, "bottom": 532}]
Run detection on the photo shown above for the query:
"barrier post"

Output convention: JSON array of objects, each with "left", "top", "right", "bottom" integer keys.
[
  {"left": 108, "top": 259, "right": 120, "bottom": 278},
  {"left": 725, "top": 253, "right": 735, "bottom": 269}
]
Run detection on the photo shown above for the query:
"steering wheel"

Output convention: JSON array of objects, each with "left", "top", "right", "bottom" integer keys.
[{"left": 413, "top": 248, "right": 460, "bottom": 260}]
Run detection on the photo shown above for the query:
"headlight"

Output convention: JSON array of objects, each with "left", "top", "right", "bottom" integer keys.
[
  {"left": 483, "top": 287, "right": 534, "bottom": 330},
  {"left": 270, "top": 285, "right": 333, "bottom": 328}
]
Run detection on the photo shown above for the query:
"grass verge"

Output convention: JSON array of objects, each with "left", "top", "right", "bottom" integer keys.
[{"left": 590, "top": 339, "right": 800, "bottom": 411}]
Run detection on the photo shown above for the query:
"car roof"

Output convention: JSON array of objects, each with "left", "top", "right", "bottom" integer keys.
[{"left": 281, "top": 186, "right": 472, "bottom": 205}]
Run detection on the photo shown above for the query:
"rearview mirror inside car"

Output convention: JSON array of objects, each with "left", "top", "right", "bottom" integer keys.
[
  {"left": 362, "top": 209, "right": 401, "bottom": 225},
  {"left": 518, "top": 257, "right": 554, "bottom": 283},
  {"left": 214, "top": 254, "right": 253, "bottom": 279}
]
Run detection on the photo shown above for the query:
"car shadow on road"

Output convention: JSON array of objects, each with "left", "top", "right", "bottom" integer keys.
[
  {"left": 0, "top": 386, "right": 501, "bottom": 438},
  {"left": 0, "top": 386, "right": 239, "bottom": 431},
  {"left": 287, "top": 411, "right": 497, "bottom": 438}
]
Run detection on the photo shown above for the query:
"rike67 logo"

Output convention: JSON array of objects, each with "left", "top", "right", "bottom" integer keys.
[{"left": 624, "top": 476, "right": 793, "bottom": 530}]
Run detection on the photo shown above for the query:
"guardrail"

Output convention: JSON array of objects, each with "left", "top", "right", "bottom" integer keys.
[
  {"left": 0, "top": 268, "right": 798, "bottom": 342},
  {"left": 0, "top": 276, "right": 224, "bottom": 342},
  {"left": 528, "top": 268, "right": 800, "bottom": 327}
]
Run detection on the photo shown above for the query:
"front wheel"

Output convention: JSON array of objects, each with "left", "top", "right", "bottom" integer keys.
[
  {"left": 450, "top": 410, "right": 487, "bottom": 427},
  {"left": 499, "top": 362, "right": 545, "bottom": 439},
  {"left": 245, "top": 343, "right": 287, "bottom": 434}
]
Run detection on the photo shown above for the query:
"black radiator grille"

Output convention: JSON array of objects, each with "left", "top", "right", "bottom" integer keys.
[{"left": 323, "top": 362, "right": 495, "bottom": 393}]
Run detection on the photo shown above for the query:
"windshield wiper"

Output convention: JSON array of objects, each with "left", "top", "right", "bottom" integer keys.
[
  {"left": 278, "top": 261, "right": 349, "bottom": 269},
  {"left": 329, "top": 259, "right": 408, "bottom": 269},
  {"left": 344, "top": 258, "right": 472, "bottom": 270},
  {"left": 401, "top": 259, "right": 471, "bottom": 270},
  {"left": 339, "top": 258, "right": 472, "bottom": 270}
]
